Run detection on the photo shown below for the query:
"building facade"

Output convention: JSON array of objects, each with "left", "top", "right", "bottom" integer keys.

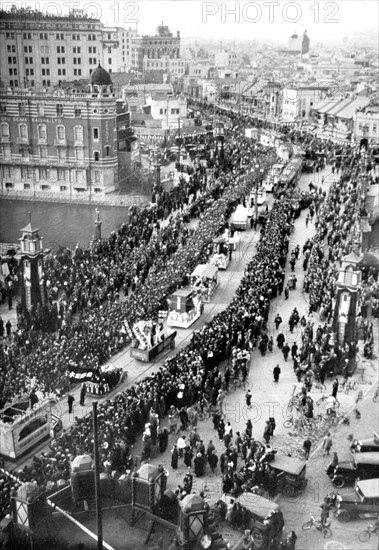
[
  {"left": 354, "top": 105, "right": 379, "bottom": 143},
  {"left": 131, "top": 24, "right": 181, "bottom": 73},
  {"left": 0, "top": 7, "right": 136, "bottom": 90},
  {"left": 0, "top": 66, "right": 121, "bottom": 195},
  {"left": 282, "top": 85, "right": 330, "bottom": 122}
]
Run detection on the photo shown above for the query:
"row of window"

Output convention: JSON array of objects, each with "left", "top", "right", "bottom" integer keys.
[
  {"left": 1, "top": 122, "right": 108, "bottom": 142},
  {"left": 0, "top": 102, "right": 115, "bottom": 116},
  {"left": 3, "top": 165, "right": 101, "bottom": 185},
  {"left": 1, "top": 143, "right": 110, "bottom": 163}
]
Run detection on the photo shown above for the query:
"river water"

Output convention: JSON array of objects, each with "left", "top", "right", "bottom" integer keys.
[{"left": 0, "top": 200, "right": 132, "bottom": 253}]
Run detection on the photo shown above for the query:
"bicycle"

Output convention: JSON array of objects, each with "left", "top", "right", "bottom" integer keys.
[
  {"left": 358, "top": 521, "right": 379, "bottom": 542},
  {"left": 344, "top": 378, "right": 359, "bottom": 394},
  {"left": 357, "top": 368, "right": 372, "bottom": 385},
  {"left": 302, "top": 514, "right": 332, "bottom": 538}
]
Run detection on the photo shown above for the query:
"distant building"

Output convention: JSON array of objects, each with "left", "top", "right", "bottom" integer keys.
[
  {"left": 144, "top": 93, "right": 187, "bottom": 129},
  {"left": 214, "top": 50, "right": 239, "bottom": 69},
  {"left": 284, "top": 30, "right": 310, "bottom": 55},
  {"left": 353, "top": 103, "right": 379, "bottom": 143},
  {"left": 131, "top": 23, "right": 180, "bottom": 73},
  {"left": 282, "top": 84, "right": 330, "bottom": 122},
  {"left": 302, "top": 31, "right": 310, "bottom": 54},
  {"left": 0, "top": 65, "right": 125, "bottom": 195}
]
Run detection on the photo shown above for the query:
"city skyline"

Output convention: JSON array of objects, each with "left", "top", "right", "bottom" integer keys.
[{"left": 1, "top": 0, "right": 378, "bottom": 46}]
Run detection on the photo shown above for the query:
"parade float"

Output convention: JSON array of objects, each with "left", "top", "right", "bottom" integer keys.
[
  {"left": 166, "top": 289, "right": 202, "bottom": 328},
  {"left": 129, "top": 319, "right": 176, "bottom": 362},
  {"left": 0, "top": 397, "right": 51, "bottom": 461},
  {"left": 231, "top": 204, "right": 249, "bottom": 231},
  {"left": 190, "top": 263, "right": 219, "bottom": 303}
]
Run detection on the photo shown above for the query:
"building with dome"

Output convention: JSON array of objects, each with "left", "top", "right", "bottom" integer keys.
[{"left": 0, "top": 64, "right": 133, "bottom": 195}]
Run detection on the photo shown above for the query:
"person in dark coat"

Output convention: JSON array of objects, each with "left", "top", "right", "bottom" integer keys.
[
  {"left": 79, "top": 383, "right": 87, "bottom": 406},
  {"left": 263, "top": 421, "right": 271, "bottom": 444},
  {"left": 276, "top": 331, "right": 285, "bottom": 349},
  {"left": 67, "top": 393, "right": 74, "bottom": 414},
  {"left": 194, "top": 453, "right": 205, "bottom": 477},
  {"left": 184, "top": 446, "right": 193, "bottom": 468},
  {"left": 273, "top": 364, "right": 281, "bottom": 383},
  {"left": 282, "top": 343, "right": 290, "bottom": 361},
  {"left": 29, "top": 389, "right": 39, "bottom": 410},
  {"left": 332, "top": 378, "right": 339, "bottom": 398},
  {"left": 5, "top": 320, "right": 11, "bottom": 338},
  {"left": 274, "top": 314, "right": 282, "bottom": 329},
  {"left": 208, "top": 450, "right": 219, "bottom": 474},
  {"left": 218, "top": 419, "right": 225, "bottom": 441},
  {"left": 171, "top": 445, "right": 179, "bottom": 469}
]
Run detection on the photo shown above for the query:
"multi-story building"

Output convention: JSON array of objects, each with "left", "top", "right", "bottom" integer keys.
[
  {"left": 101, "top": 26, "right": 137, "bottom": 74},
  {"left": 214, "top": 50, "right": 239, "bottom": 69},
  {"left": 281, "top": 84, "right": 331, "bottom": 122},
  {"left": 353, "top": 103, "right": 378, "bottom": 143},
  {"left": 0, "top": 65, "right": 121, "bottom": 195},
  {"left": 144, "top": 93, "right": 187, "bottom": 129},
  {"left": 0, "top": 7, "right": 136, "bottom": 90},
  {"left": 131, "top": 24, "right": 181, "bottom": 73}
]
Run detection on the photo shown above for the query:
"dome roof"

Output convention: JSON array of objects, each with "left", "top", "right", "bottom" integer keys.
[{"left": 91, "top": 64, "right": 112, "bottom": 86}]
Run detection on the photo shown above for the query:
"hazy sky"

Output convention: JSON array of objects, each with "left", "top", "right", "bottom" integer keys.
[{"left": 3, "top": 1, "right": 378, "bottom": 44}]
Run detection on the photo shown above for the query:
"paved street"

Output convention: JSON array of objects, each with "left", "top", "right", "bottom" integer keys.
[{"left": 2, "top": 166, "right": 378, "bottom": 550}]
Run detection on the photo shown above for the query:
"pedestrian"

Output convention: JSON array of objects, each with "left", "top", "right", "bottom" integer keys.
[
  {"left": 322, "top": 432, "right": 333, "bottom": 456},
  {"left": 184, "top": 446, "right": 193, "bottom": 468},
  {"left": 67, "top": 393, "right": 74, "bottom": 414},
  {"left": 263, "top": 421, "right": 271, "bottom": 445},
  {"left": 282, "top": 342, "right": 290, "bottom": 361},
  {"left": 274, "top": 313, "right": 282, "bottom": 330},
  {"left": 177, "top": 435, "right": 186, "bottom": 458},
  {"left": 79, "top": 383, "right": 86, "bottom": 406},
  {"left": 284, "top": 285, "right": 289, "bottom": 300},
  {"left": 5, "top": 320, "right": 11, "bottom": 338},
  {"left": 245, "top": 389, "right": 252, "bottom": 408},
  {"left": 273, "top": 364, "right": 281, "bottom": 383},
  {"left": 326, "top": 451, "right": 339, "bottom": 476},
  {"left": 320, "top": 500, "right": 331, "bottom": 526},
  {"left": 268, "top": 417, "right": 276, "bottom": 437},
  {"left": 276, "top": 331, "right": 285, "bottom": 349},
  {"left": 217, "top": 389, "right": 225, "bottom": 414},
  {"left": 332, "top": 378, "right": 339, "bottom": 398},
  {"left": 303, "top": 438, "right": 312, "bottom": 460},
  {"left": 171, "top": 445, "right": 179, "bottom": 469},
  {"left": 194, "top": 452, "right": 205, "bottom": 477}
]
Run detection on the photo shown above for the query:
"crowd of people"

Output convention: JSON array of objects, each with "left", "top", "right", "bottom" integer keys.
[
  {"left": 1, "top": 101, "right": 377, "bottom": 543},
  {"left": 0, "top": 187, "right": 299, "bottom": 521}
]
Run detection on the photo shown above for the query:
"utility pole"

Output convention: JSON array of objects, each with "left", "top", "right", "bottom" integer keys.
[
  {"left": 178, "top": 116, "right": 181, "bottom": 162},
  {"left": 92, "top": 402, "right": 103, "bottom": 550}
]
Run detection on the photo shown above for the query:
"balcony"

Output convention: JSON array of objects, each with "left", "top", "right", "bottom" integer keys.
[
  {"left": 54, "top": 139, "right": 67, "bottom": 146},
  {"left": 38, "top": 137, "right": 47, "bottom": 144},
  {"left": 0, "top": 136, "right": 11, "bottom": 144}
]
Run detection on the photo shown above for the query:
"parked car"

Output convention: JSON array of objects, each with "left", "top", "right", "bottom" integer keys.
[
  {"left": 350, "top": 435, "right": 379, "bottom": 453},
  {"left": 268, "top": 454, "right": 308, "bottom": 497},
  {"left": 336, "top": 478, "right": 379, "bottom": 522},
  {"left": 330, "top": 452, "right": 379, "bottom": 488}
]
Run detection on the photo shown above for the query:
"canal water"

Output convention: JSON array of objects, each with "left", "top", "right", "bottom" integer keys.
[{"left": 0, "top": 200, "right": 132, "bottom": 252}]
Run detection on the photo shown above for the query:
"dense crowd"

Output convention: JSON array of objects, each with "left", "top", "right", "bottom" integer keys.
[
  {"left": 0, "top": 131, "right": 277, "bottom": 407},
  {"left": 1, "top": 101, "right": 377, "bottom": 530}
]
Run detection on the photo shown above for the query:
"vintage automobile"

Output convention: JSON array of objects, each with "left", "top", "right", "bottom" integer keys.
[
  {"left": 267, "top": 454, "right": 308, "bottom": 497},
  {"left": 221, "top": 493, "right": 285, "bottom": 550},
  {"left": 336, "top": 478, "right": 379, "bottom": 522},
  {"left": 330, "top": 452, "right": 379, "bottom": 488},
  {"left": 350, "top": 434, "right": 379, "bottom": 453}
]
